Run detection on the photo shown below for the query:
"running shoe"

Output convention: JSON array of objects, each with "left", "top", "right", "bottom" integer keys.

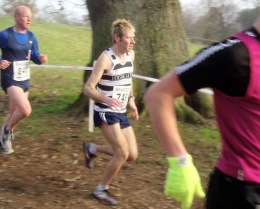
[
  {"left": 92, "top": 189, "right": 118, "bottom": 206},
  {"left": 0, "top": 125, "right": 14, "bottom": 154},
  {"left": 0, "top": 125, "right": 14, "bottom": 142},
  {"left": 82, "top": 141, "right": 96, "bottom": 169}
]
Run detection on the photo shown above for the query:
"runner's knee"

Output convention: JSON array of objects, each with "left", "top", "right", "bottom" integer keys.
[
  {"left": 127, "top": 152, "right": 138, "bottom": 161},
  {"left": 114, "top": 148, "right": 129, "bottom": 163},
  {"left": 20, "top": 106, "right": 32, "bottom": 118}
]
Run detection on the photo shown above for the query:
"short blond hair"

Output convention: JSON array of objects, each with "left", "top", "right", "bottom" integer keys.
[{"left": 111, "top": 19, "right": 135, "bottom": 43}]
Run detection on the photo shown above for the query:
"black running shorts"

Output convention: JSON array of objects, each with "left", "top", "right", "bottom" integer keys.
[{"left": 205, "top": 168, "right": 260, "bottom": 209}]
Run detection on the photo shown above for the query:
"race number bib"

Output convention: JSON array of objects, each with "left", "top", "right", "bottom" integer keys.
[
  {"left": 13, "top": 60, "right": 30, "bottom": 81},
  {"left": 112, "top": 86, "right": 131, "bottom": 108}
]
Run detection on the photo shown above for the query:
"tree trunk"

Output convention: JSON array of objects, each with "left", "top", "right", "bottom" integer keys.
[
  {"left": 68, "top": 0, "right": 212, "bottom": 124},
  {"left": 130, "top": 0, "right": 190, "bottom": 112}
]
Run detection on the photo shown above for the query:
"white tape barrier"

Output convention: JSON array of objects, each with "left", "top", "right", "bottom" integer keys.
[
  {"left": 31, "top": 64, "right": 213, "bottom": 132},
  {"left": 31, "top": 64, "right": 213, "bottom": 94},
  {"left": 31, "top": 64, "right": 93, "bottom": 71}
]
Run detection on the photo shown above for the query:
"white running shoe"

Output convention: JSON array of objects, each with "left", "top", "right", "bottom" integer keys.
[
  {"left": 0, "top": 125, "right": 14, "bottom": 154},
  {"left": 92, "top": 189, "right": 117, "bottom": 206}
]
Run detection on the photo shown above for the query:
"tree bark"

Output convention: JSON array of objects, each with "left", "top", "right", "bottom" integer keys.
[{"left": 68, "top": 0, "right": 212, "bottom": 124}]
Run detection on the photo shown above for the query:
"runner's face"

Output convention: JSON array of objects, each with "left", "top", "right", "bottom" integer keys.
[
  {"left": 118, "top": 29, "right": 135, "bottom": 52},
  {"left": 15, "top": 8, "right": 32, "bottom": 30}
]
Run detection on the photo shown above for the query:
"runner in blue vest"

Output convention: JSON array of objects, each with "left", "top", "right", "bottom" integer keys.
[
  {"left": 83, "top": 19, "right": 139, "bottom": 205},
  {"left": 145, "top": 17, "right": 260, "bottom": 209},
  {"left": 0, "top": 5, "right": 48, "bottom": 154}
]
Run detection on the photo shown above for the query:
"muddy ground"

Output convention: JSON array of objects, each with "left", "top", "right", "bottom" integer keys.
[{"left": 0, "top": 97, "right": 215, "bottom": 209}]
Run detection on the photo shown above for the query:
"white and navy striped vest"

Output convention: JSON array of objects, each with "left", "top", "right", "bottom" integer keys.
[{"left": 94, "top": 48, "right": 134, "bottom": 113}]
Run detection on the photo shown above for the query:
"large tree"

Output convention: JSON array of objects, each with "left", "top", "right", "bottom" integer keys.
[{"left": 69, "top": 0, "right": 213, "bottom": 123}]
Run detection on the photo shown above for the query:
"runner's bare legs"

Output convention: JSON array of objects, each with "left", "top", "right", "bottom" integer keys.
[
  {"left": 4, "top": 86, "right": 31, "bottom": 132},
  {"left": 99, "top": 123, "right": 138, "bottom": 186}
]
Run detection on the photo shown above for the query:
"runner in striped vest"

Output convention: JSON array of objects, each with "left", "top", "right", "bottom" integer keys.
[{"left": 83, "top": 19, "right": 139, "bottom": 205}]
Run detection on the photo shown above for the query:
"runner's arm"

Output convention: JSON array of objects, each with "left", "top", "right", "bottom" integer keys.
[{"left": 145, "top": 70, "right": 187, "bottom": 156}]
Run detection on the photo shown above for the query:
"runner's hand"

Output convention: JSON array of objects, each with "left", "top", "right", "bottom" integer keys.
[
  {"left": 38, "top": 54, "right": 48, "bottom": 63},
  {"left": 106, "top": 97, "right": 123, "bottom": 110},
  {"left": 0, "top": 59, "right": 11, "bottom": 70},
  {"left": 128, "top": 98, "right": 139, "bottom": 120},
  {"left": 165, "top": 154, "right": 205, "bottom": 209}
]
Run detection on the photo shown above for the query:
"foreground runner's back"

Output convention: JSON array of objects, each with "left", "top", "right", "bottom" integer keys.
[{"left": 145, "top": 16, "right": 260, "bottom": 209}]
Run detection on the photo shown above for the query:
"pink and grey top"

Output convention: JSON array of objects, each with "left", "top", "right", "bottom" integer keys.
[
  {"left": 176, "top": 28, "right": 260, "bottom": 183},
  {"left": 215, "top": 32, "right": 260, "bottom": 183}
]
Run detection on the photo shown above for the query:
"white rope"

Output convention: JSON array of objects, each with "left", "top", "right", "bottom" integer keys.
[
  {"left": 31, "top": 64, "right": 214, "bottom": 132},
  {"left": 31, "top": 64, "right": 213, "bottom": 95},
  {"left": 132, "top": 74, "right": 159, "bottom": 83},
  {"left": 31, "top": 64, "right": 93, "bottom": 71}
]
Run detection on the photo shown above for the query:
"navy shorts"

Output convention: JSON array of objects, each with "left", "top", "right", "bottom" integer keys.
[
  {"left": 1, "top": 75, "right": 29, "bottom": 93},
  {"left": 94, "top": 110, "right": 131, "bottom": 129},
  {"left": 205, "top": 167, "right": 260, "bottom": 209}
]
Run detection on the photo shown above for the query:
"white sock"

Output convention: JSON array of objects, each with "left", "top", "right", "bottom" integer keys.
[{"left": 96, "top": 183, "right": 109, "bottom": 191}]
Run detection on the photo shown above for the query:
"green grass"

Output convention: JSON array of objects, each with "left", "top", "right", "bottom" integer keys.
[
  {"left": 1, "top": 16, "right": 92, "bottom": 66},
  {"left": 1, "top": 15, "right": 205, "bottom": 117},
  {"left": 31, "top": 21, "right": 92, "bottom": 65},
  {"left": 1, "top": 16, "right": 218, "bottom": 191},
  {"left": 1, "top": 15, "right": 216, "bottom": 147},
  {"left": 0, "top": 15, "right": 205, "bottom": 115},
  {"left": 188, "top": 42, "right": 205, "bottom": 56}
]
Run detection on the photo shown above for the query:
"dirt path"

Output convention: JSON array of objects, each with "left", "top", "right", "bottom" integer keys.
[{"left": 0, "top": 113, "right": 208, "bottom": 209}]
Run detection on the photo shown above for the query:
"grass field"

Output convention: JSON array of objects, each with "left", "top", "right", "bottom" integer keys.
[
  {"left": 0, "top": 16, "right": 207, "bottom": 114},
  {"left": 0, "top": 14, "right": 219, "bottom": 156},
  {"left": 0, "top": 15, "right": 221, "bottom": 209},
  {"left": 0, "top": 15, "right": 209, "bottom": 122},
  {"left": 0, "top": 14, "right": 220, "bottom": 164}
]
